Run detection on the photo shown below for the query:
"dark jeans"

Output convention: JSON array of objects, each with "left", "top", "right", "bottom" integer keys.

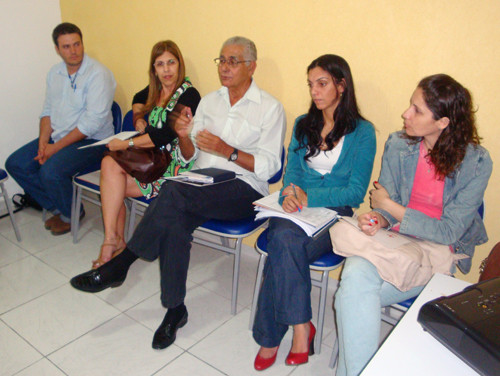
[
  {"left": 252, "top": 206, "right": 353, "bottom": 347},
  {"left": 5, "top": 138, "right": 105, "bottom": 220},
  {"left": 127, "top": 179, "right": 263, "bottom": 308}
]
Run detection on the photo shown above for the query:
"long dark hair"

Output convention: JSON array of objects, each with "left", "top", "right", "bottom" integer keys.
[
  {"left": 295, "top": 54, "right": 364, "bottom": 159},
  {"left": 405, "top": 74, "right": 480, "bottom": 177}
]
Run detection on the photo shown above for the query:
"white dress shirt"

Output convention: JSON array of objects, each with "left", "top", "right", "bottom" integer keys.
[{"left": 187, "top": 80, "right": 285, "bottom": 196}]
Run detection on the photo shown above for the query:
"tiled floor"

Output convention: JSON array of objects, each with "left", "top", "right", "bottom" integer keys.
[{"left": 0, "top": 203, "right": 392, "bottom": 376}]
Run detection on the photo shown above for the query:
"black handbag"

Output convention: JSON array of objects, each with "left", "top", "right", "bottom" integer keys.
[{"left": 105, "top": 146, "right": 172, "bottom": 184}]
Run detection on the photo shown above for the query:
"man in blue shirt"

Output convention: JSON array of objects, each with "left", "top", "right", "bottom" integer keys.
[{"left": 6, "top": 23, "right": 116, "bottom": 235}]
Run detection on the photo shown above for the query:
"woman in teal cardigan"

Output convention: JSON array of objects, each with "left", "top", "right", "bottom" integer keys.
[{"left": 252, "top": 54, "right": 376, "bottom": 371}]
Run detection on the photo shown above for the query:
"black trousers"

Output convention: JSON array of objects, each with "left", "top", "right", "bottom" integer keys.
[{"left": 127, "top": 179, "right": 262, "bottom": 308}]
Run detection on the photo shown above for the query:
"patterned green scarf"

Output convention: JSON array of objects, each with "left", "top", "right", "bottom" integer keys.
[{"left": 148, "top": 78, "right": 193, "bottom": 129}]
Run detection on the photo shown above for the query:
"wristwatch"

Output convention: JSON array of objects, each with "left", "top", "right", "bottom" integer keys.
[
  {"left": 128, "top": 138, "right": 134, "bottom": 147},
  {"left": 228, "top": 148, "right": 239, "bottom": 162}
]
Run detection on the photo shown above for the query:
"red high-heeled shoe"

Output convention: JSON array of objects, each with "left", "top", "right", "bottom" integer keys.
[
  {"left": 285, "top": 322, "right": 316, "bottom": 366},
  {"left": 254, "top": 347, "right": 279, "bottom": 371}
]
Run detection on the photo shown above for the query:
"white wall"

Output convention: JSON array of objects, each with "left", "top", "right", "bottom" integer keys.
[{"left": 0, "top": 0, "right": 61, "bottom": 194}]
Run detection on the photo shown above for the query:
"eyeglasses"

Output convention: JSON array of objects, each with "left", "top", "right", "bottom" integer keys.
[
  {"left": 154, "top": 59, "right": 177, "bottom": 68},
  {"left": 213, "top": 57, "right": 252, "bottom": 67}
]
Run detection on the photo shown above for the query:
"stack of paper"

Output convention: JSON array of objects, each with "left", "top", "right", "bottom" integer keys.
[
  {"left": 253, "top": 191, "right": 338, "bottom": 237},
  {"left": 78, "top": 131, "right": 139, "bottom": 149}
]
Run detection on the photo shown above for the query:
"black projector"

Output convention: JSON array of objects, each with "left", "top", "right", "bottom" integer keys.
[{"left": 417, "top": 277, "right": 500, "bottom": 376}]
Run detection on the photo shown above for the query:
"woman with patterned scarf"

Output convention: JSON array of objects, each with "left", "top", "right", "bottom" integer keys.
[{"left": 92, "top": 40, "right": 201, "bottom": 268}]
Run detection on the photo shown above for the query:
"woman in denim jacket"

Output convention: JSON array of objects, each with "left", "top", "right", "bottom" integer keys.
[
  {"left": 334, "top": 74, "right": 492, "bottom": 376},
  {"left": 252, "top": 55, "right": 376, "bottom": 371}
]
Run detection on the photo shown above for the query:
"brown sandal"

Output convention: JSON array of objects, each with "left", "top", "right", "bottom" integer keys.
[
  {"left": 92, "top": 242, "right": 117, "bottom": 269},
  {"left": 92, "top": 236, "right": 127, "bottom": 269}
]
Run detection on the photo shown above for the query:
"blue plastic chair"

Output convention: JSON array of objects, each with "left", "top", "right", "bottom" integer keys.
[
  {"left": 121, "top": 110, "right": 134, "bottom": 132},
  {"left": 0, "top": 169, "right": 21, "bottom": 241},
  {"left": 43, "top": 102, "right": 123, "bottom": 224},
  {"left": 127, "top": 148, "right": 286, "bottom": 315},
  {"left": 248, "top": 228, "right": 345, "bottom": 354},
  {"left": 111, "top": 101, "right": 123, "bottom": 134},
  {"left": 122, "top": 109, "right": 149, "bottom": 132},
  {"left": 70, "top": 102, "right": 122, "bottom": 242}
]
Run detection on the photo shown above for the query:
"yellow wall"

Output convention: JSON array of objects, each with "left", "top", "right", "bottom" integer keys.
[{"left": 60, "top": 0, "right": 499, "bottom": 283}]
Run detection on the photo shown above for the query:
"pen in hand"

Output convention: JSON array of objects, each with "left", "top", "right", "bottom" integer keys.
[
  {"left": 291, "top": 183, "right": 302, "bottom": 212},
  {"left": 368, "top": 215, "right": 378, "bottom": 226}
]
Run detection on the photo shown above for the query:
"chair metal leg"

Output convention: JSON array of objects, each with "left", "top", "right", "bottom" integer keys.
[
  {"left": 249, "top": 253, "right": 267, "bottom": 330},
  {"left": 315, "top": 270, "right": 329, "bottom": 354},
  {"left": 127, "top": 201, "right": 138, "bottom": 242},
  {"left": 231, "top": 239, "right": 242, "bottom": 315},
  {"left": 330, "top": 337, "right": 339, "bottom": 369},
  {"left": 221, "top": 236, "right": 230, "bottom": 248},
  {"left": 1, "top": 182, "right": 21, "bottom": 241},
  {"left": 381, "top": 306, "right": 399, "bottom": 326},
  {"left": 70, "top": 183, "right": 77, "bottom": 242},
  {"left": 72, "top": 186, "right": 83, "bottom": 244}
]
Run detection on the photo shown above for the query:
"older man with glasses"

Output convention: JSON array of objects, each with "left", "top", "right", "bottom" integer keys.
[{"left": 71, "top": 36, "right": 286, "bottom": 350}]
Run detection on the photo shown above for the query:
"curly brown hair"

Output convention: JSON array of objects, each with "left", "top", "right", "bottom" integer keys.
[{"left": 403, "top": 74, "right": 481, "bottom": 178}]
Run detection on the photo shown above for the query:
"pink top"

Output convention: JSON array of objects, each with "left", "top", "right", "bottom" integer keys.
[{"left": 393, "top": 142, "right": 445, "bottom": 232}]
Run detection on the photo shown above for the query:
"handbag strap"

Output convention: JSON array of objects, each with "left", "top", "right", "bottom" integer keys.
[
  {"left": 156, "top": 78, "right": 193, "bottom": 128},
  {"left": 165, "top": 78, "right": 193, "bottom": 112}
]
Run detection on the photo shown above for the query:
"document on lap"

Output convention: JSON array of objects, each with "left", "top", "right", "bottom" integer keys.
[
  {"left": 253, "top": 191, "right": 338, "bottom": 237},
  {"left": 165, "top": 167, "right": 236, "bottom": 186},
  {"left": 77, "top": 131, "right": 139, "bottom": 149}
]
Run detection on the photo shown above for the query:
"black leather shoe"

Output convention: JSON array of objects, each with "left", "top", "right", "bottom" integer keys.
[
  {"left": 152, "top": 310, "right": 188, "bottom": 350},
  {"left": 70, "top": 269, "right": 126, "bottom": 293}
]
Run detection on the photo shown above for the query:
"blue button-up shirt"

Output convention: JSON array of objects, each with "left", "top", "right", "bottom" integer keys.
[{"left": 40, "top": 53, "right": 116, "bottom": 142}]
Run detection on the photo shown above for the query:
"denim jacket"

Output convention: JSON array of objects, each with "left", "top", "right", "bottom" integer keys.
[{"left": 375, "top": 131, "right": 492, "bottom": 273}]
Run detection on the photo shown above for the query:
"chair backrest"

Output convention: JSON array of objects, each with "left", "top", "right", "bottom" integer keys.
[
  {"left": 122, "top": 109, "right": 150, "bottom": 132},
  {"left": 268, "top": 146, "right": 285, "bottom": 184},
  {"left": 122, "top": 110, "right": 134, "bottom": 132},
  {"left": 478, "top": 201, "right": 485, "bottom": 219},
  {"left": 111, "top": 101, "right": 122, "bottom": 134}
]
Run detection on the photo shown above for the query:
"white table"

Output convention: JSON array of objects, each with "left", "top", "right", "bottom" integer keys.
[{"left": 361, "top": 273, "right": 480, "bottom": 375}]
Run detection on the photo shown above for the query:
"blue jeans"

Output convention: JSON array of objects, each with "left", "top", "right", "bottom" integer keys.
[
  {"left": 334, "top": 256, "right": 424, "bottom": 376},
  {"left": 253, "top": 207, "right": 352, "bottom": 348},
  {"left": 5, "top": 138, "right": 105, "bottom": 220}
]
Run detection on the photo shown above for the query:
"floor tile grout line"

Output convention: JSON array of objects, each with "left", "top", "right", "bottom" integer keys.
[
  {"left": 0, "top": 316, "right": 46, "bottom": 360},
  {"left": 0, "top": 276, "right": 68, "bottom": 316},
  {"left": 3, "top": 208, "right": 343, "bottom": 375},
  {"left": 183, "top": 350, "right": 230, "bottom": 376},
  {"left": 42, "top": 310, "right": 125, "bottom": 359}
]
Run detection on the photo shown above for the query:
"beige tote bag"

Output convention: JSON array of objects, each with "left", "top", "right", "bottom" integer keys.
[{"left": 330, "top": 219, "right": 468, "bottom": 291}]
